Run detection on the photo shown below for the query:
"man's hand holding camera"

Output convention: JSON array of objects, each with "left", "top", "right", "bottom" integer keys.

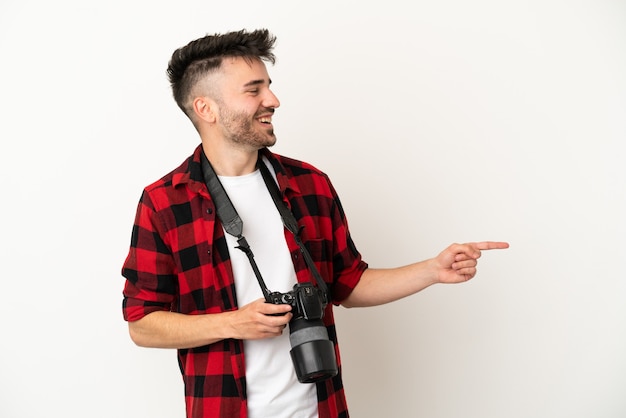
[{"left": 227, "top": 298, "right": 293, "bottom": 340}]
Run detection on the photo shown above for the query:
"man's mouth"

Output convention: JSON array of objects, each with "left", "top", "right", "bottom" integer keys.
[{"left": 258, "top": 116, "right": 273, "bottom": 124}]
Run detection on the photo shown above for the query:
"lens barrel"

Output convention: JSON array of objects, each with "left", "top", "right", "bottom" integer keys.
[{"left": 289, "top": 317, "right": 338, "bottom": 383}]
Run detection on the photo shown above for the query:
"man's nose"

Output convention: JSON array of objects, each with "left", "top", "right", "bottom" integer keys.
[{"left": 263, "top": 89, "right": 280, "bottom": 109}]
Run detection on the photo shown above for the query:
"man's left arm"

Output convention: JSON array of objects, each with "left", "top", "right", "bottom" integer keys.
[{"left": 341, "top": 241, "right": 509, "bottom": 308}]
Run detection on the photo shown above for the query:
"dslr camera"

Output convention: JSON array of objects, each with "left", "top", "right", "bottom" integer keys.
[{"left": 267, "top": 282, "right": 338, "bottom": 383}]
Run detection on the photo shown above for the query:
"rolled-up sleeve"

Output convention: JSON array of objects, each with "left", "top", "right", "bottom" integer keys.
[
  {"left": 325, "top": 177, "right": 368, "bottom": 304},
  {"left": 122, "top": 190, "right": 177, "bottom": 322}
]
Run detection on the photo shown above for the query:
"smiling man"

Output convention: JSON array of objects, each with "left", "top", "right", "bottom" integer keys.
[{"left": 121, "top": 28, "right": 508, "bottom": 418}]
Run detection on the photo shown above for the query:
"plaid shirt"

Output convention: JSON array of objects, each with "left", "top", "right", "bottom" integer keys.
[{"left": 122, "top": 145, "right": 368, "bottom": 418}]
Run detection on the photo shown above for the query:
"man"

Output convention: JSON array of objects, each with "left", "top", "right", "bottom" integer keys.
[{"left": 121, "top": 28, "right": 508, "bottom": 418}]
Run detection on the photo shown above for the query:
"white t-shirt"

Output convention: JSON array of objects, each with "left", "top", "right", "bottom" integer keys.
[{"left": 219, "top": 164, "right": 318, "bottom": 418}]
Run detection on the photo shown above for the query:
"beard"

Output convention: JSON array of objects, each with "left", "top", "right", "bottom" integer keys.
[{"left": 217, "top": 104, "right": 277, "bottom": 150}]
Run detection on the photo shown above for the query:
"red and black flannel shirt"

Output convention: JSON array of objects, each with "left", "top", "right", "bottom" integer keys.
[{"left": 122, "top": 145, "right": 368, "bottom": 418}]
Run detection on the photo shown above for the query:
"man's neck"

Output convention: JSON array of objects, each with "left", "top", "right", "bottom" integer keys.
[{"left": 201, "top": 141, "right": 260, "bottom": 177}]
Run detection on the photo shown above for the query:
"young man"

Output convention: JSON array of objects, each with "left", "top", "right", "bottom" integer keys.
[{"left": 121, "top": 28, "right": 508, "bottom": 418}]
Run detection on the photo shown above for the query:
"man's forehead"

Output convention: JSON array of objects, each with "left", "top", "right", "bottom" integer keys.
[{"left": 220, "top": 56, "right": 270, "bottom": 84}]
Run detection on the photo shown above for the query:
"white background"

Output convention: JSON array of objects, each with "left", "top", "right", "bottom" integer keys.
[{"left": 1, "top": 1, "right": 625, "bottom": 417}]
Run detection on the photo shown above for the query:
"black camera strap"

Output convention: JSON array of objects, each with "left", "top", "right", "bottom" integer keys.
[
  {"left": 256, "top": 158, "right": 330, "bottom": 300},
  {"left": 201, "top": 150, "right": 329, "bottom": 303},
  {"left": 201, "top": 151, "right": 274, "bottom": 299}
]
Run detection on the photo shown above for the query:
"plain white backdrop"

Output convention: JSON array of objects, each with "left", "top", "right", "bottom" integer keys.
[{"left": 1, "top": 1, "right": 625, "bottom": 417}]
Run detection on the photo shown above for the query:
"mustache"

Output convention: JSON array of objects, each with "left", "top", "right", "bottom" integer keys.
[{"left": 255, "top": 108, "right": 275, "bottom": 117}]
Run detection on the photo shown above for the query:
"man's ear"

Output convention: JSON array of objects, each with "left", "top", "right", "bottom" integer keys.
[{"left": 192, "top": 97, "right": 217, "bottom": 124}]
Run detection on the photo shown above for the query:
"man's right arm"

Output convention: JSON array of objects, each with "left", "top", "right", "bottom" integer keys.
[{"left": 128, "top": 298, "right": 293, "bottom": 349}]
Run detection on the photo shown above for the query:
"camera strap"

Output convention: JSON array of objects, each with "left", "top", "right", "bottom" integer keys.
[
  {"left": 256, "top": 157, "right": 330, "bottom": 300},
  {"left": 201, "top": 150, "right": 329, "bottom": 303}
]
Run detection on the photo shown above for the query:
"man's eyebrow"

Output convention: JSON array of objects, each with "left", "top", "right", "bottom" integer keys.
[{"left": 243, "top": 78, "right": 273, "bottom": 88}]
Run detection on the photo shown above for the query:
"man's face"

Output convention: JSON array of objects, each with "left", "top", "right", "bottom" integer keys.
[{"left": 213, "top": 57, "right": 281, "bottom": 150}]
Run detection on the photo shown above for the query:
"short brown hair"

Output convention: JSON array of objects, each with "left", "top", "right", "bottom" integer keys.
[{"left": 166, "top": 29, "right": 277, "bottom": 117}]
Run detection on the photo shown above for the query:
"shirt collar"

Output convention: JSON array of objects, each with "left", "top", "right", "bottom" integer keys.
[
  {"left": 259, "top": 147, "right": 302, "bottom": 196},
  {"left": 172, "top": 145, "right": 302, "bottom": 196}
]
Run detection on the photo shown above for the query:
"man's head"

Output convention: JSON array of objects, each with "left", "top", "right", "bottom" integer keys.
[{"left": 167, "top": 29, "right": 277, "bottom": 121}]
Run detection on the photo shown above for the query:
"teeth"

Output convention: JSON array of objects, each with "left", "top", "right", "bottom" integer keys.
[{"left": 258, "top": 117, "right": 272, "bottom": 123}]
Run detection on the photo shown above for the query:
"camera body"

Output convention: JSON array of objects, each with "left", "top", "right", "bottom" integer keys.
[
  {"left": 267, "top": 283, "right": 338, "bottom": 383},
  {"left": 267, "top": 282, "right": 325, "bottom": 320}
]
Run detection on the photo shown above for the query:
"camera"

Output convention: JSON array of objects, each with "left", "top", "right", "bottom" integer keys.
[{"left": 267, "top": 283, "right": 338, "bottom": 383}]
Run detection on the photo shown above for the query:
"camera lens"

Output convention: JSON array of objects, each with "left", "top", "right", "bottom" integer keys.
[{"left": 289, "top": 317, "right": 338, "bottom": 383}]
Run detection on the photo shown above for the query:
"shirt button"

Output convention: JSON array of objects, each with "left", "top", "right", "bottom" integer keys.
[{"left": 206, "top": 208, "right": 213, "bottom": 214}]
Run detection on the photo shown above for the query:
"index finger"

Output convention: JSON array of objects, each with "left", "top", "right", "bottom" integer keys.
[{"left": 474, "top": 241, "right": 510, "bottom": 250}]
